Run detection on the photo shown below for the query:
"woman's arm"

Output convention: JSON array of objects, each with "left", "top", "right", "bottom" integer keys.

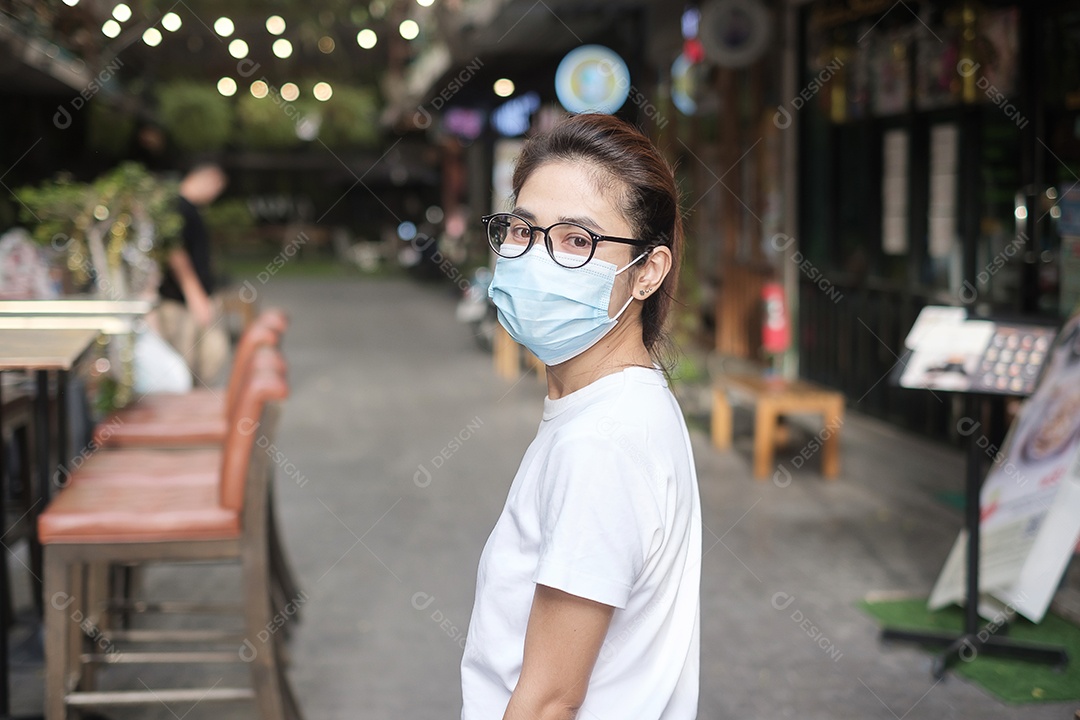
[
  {"left": 166, "top": 247, "right": 214, "bottom": 328},
  {"left": 503, "top": 584, "right": 614, "bottom": 720}
]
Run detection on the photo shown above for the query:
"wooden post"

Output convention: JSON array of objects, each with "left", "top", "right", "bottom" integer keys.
[
  {"left": 493, "top": 325, "right": 519, "bottom": 379},
  {"left": 711, "top": 387, "right": 733, "bottom": 450},
  {"left": 821, "top": 397, "right": 844, "bottom": 479}
]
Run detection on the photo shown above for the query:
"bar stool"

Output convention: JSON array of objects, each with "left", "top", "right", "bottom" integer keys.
[
  {"left": 39, "top": 358, "right": 302, "bottom": 719},
  {"left": 89, "top": 311, "right": 302, "bottom": 615}
]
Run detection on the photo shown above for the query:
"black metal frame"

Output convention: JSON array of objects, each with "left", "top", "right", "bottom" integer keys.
[{"left": 481, "top": 212, "right": 650, "bottom": 268}]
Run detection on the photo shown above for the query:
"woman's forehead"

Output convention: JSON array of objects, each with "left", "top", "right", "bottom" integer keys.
[{"left": 515, "top": 161, "right": 629, "bottom": 232}]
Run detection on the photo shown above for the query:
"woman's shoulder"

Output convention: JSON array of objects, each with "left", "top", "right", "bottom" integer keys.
[{"left": 552, "top": 369, "right": 682, "bottom": 441}]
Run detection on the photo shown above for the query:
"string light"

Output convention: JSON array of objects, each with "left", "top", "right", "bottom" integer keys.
[
  {"left": 102, "top": 19, "right": 121, "bottom": 38},
  {"left": 162, "top": 12, "right": 182, "bottom": 31},
  {"left": 214, "top": 17, "right": 234, "bottom": 37},
  {"left": 281, "top": 83, "right": 299, "bottom": 101},
  {"left": 142, "top": 28, "right": 162, "bottom": 46},
  {"left": 112, "top": 4, "right": 132, "bottom": 22},
  {"left": 399, "top": 19, "right": 419, "bottom": 40},
  {"left": 228, "top": 39, "right": 249, "bottom": 58},
  {"left": 313, "top": 82, "right": 333, "bottom": 101},
  {"left": 217, "top": 77, "right": 237, "bottom": 96},
  {"left": 250, "top": 80, "right": 269, "bottom": 98},
  {"left": 357, "top": 29, "right": 377, "bottom": 49},
  {"left": 266, "top": 15, "right": 286, "bottom": 35},
  {"left": 272, "top": 38, "right": 293, "bottom": 58}
]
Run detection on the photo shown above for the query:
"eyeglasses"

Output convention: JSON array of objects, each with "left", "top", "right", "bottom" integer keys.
[{"left": 481, "top": 212, "right": 650, "bottom": 269}]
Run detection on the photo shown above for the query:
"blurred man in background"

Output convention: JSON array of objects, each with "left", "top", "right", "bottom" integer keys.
[{"left": 154, "top": 163, "right": 229, "bottom": 385}]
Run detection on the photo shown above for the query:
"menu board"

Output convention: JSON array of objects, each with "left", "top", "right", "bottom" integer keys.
[
  {"left": 970, "top": 325, "right": 1057, "bottom": 396},
  {"left": 900, "top": 307, "right": 1055, "bottom": 396},
  {"left": 930, "top": 310, "right": 1080, "bottom": 622}
]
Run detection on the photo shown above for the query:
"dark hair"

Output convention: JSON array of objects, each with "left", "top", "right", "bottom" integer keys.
[{"left": 511, "top": 113, "right": 683, "bottom": 356}]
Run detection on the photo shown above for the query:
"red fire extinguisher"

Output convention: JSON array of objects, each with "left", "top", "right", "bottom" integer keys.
[{"left": 762, "top": 281, "right": 790, "bottom": 355}]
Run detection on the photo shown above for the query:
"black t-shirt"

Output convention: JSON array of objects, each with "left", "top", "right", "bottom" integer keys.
[{"left": 159, "top": 196, "right": 214, "bottom": 303}]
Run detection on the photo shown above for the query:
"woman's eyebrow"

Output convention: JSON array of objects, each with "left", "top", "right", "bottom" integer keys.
[
  {"left": 559, "top": 215, "right": 604, "bottom": 231},
  {"left": 513, "top": 207, "right": 605, "bottom": 232}
]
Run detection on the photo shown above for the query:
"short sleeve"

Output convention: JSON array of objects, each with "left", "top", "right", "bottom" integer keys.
[{"left": 532, "top": 434, "right": 663, "bottom": 609}]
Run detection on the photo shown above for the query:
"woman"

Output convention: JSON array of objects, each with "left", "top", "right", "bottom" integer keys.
[{"left": 461, "top": 113, "right": 701, "bottom": 720}]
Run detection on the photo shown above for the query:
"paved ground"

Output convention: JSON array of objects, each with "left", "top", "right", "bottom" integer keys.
[{"left": 11, "top": 275, "right": 1079, "bottom": 719}]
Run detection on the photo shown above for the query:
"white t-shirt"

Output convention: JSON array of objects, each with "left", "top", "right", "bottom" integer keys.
[{"left": 461, "top": 366, "right": 701, "bottom": 719}]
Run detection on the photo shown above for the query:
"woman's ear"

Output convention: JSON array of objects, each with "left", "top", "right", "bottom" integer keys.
[{"left": 631, "top": 246, "right": 672, "bottom": 300}]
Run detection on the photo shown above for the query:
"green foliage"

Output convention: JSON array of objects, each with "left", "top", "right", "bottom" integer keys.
[
  {"left": 203, "top": 198, "right": 254, "bottom": 242},
  {"left": 15, "top": 173, "right": 88, "bottom": 248},
  {"left": 234, "top": 84, "right": 382, "bottom": 150},
  {"left": 319, "top": 85, "right": 381, "bottom": 148},
  {"left": 158, "top": 81, "right": 233, "bottom": 154},
  {"left": 15, "top": 163, "right": 182, "bottom": 285},
  {"left": 87, "top": 101, "right": 135, "bottom": 158},
  {"left": 234, "top": 93, "right": 305, "bottom": 149}
]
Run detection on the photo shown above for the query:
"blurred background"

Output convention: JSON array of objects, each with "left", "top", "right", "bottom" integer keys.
[
  {"left": 5, "top": 0, "right": 1080, "bottom": 431},
  {"left": 1, "top": 0, "right": 1080, "bottom": 718}
]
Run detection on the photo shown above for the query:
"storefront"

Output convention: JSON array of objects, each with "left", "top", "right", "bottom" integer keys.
[{"left": 793, "top": 0, "right": 1080, "bottom": 436}]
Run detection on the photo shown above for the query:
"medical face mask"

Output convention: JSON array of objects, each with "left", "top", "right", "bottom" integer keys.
[{"left": 488, "top": 246, "right": 647, "bottom": 366}]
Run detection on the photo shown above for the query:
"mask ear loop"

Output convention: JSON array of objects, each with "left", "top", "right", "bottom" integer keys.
[
  {"left": 610, "top": 249, "right": 652, "bottom": 321},
  {"left": 615, "top": 249, "right": 650, "bottom": 275}
]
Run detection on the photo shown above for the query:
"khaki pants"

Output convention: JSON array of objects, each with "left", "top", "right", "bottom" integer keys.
[{"left": 152, "top": 299, "right": 230, "bottom": 387}]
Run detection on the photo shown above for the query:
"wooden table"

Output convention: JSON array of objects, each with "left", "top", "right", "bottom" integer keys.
[
  {"left": 0, "top": 298, "right": 153, "bottom": 336},
  {"left": 712, "top": 372, "right": 845, "bottom": 481},
  {"left": 0, "top": 328, "right": 100, "bottom": 718},
  {"left": 0, "top": 328, "right": 102, "bottom": 371}
]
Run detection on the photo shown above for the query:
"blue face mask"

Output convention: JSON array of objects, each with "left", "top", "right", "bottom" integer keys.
[{"left": 488, "top": 246, "right": 647, "bottom": 366}]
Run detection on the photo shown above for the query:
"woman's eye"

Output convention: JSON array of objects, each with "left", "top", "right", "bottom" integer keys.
[
  {"left": 567, "top": 235, "right": 590, "bottom": 249},
  {"left": 511, "top": 225, "right": 531, "bottom": 239}
]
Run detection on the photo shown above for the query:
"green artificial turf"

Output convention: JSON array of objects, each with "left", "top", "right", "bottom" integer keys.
[
  {"left": 860, "top": 597, "right": 1080, "bottom": 703},
  {"left": 934, "top": 490, "right": 966, "bottom": 511}
]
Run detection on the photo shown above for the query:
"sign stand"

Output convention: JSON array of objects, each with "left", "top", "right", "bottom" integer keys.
[
  {"left": 883, "top": 309, "right": 1071, "bottom": 679},
  {"left": 881, "top": 394, "right": 1068, "bottom": 678}
]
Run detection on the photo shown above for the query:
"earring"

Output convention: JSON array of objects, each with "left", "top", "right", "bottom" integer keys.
[{"left": 639, "top": 289, "right": 649, "bottom": 296}]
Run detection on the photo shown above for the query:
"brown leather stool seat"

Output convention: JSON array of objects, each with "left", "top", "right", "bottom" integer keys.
[
  {"left": 61, "top": 447, "right": 221, "bottom": 485},
  {"left": 38, "top": 482, "right": 239, "bottom": 544},
  {"left": 94, "top": 309, "right": 288, "bottom": 448}
]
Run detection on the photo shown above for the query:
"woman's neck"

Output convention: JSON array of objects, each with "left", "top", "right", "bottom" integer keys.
[{"left": 545, "top": 319, "right": 653, "bottom": 399}]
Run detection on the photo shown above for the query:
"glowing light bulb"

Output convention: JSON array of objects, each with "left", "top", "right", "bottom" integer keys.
[
  {"left": 214, "top": 17, "right": 234, "bottom": 37},
  {"left": 266, "top": 15, "right": 286, "bottom": 35},
  {"left": 399, "top": 19, "right": 419, "bottom": 40},
  {"left": 217, "top": 77, "right": 238, "bottom": 96},
  {"left": 272, "top": 38, "right": 293, "bottom": 58},
  {"left": 357, "top": 29, "right": 377, "bottom": 49}
]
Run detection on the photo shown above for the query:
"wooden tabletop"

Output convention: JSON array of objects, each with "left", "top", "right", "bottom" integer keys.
[
  {"left": 719, "top": 372, "right": 844, "bottom": 399},
  {"left": 0, "top": 328, "right": 101, "bottom": 371},
  {"left": 0, "top": 298, "right": 154, "bottom": 316}
]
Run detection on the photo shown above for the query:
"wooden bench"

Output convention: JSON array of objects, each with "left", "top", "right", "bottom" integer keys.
[{"left": 711, "top": 372, "right": 845, "bottom": 480}]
